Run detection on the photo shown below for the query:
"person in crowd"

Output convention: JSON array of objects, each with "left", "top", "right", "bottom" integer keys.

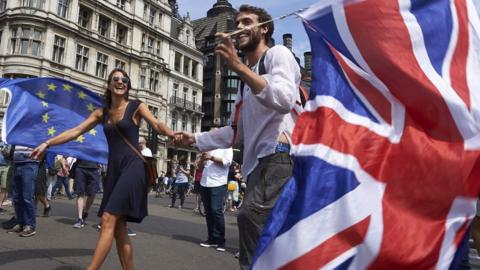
[
  {"left": 52, "top": 156, "right": 74, "bottom": 200},
  {"left": 45, "top": 153, "right": 61, "bottom": 201},
  {"left": 169, "top": 158, "right": 189, "bottom": 209},
  {"left": 8, "top": 145, "right": 41, "bottom": 237},
  {"left": 32, "top": 68, "right": 175, "bottom": 270},
  {"left": 138, "top": 137, "right": 152, "bottom": 157},
  {"left": 175, "top": 5, "right": 300, "bottom": 268},
  {"left": 71, "top": 159, "right": 101, "bottom": 228},
  {"left": 198, "top": 144, "right": 233, "bottom": 252},
  {"left": 0, "top": 141, "right": 11, "bottom": 213},
  {"left": 193, "top": 158, "right": 204, "bottom": 212},
  {"left": 34, "top": 159, "right": 52, "bottom": 217},
  {"left": 226, "top": 164, "right": 239, "bottom": 212}
]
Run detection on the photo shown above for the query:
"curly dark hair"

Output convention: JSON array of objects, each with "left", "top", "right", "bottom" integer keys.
[
  {"left": 237, "top": 5, "right": 274, "bottom": 42},
  {"left": 104, "top": 68, "right": 132, "bottom": 109}
]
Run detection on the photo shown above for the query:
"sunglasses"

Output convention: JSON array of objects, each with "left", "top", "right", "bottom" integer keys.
[{"left": 112, "top": 76, "right": 130, "bottom": 84}]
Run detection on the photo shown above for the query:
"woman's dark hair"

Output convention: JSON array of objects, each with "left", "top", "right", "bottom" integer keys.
[
  {"left": 178, "top": 157, "right": 187, "bottom": 166},
  {"left": 104, "top": 68, "right": 132, "bottom": 108},
  {"left": 238, "top": 5, "right": 274, "bottom": 42}
]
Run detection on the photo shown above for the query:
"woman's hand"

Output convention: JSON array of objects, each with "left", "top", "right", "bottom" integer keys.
[{"left": 31, "top": 142, "right": 48, "bottom": 160}]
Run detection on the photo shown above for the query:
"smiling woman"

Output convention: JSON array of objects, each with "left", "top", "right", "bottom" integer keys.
[{"left": 30, "top": 68, "right": 175, "bottom": 270}]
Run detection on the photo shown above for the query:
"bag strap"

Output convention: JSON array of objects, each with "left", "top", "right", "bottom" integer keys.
[{"left": 113, "top": 125, "right": 146, "bottom": 163}]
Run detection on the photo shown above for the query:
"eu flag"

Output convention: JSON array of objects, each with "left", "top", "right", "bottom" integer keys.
[{"left": 0, "top": 77, "right": 107, "bottom": 164}]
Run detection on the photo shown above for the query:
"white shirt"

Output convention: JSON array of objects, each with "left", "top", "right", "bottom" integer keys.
[
  {"left": 195, "top": 45, "right": 300, "bottom": 177},
  {"left": 200, "top": 148, "right": 233, "bottom": 188},
  {"left": 141, "top": 147, "right": 153, "bottom": 157}
]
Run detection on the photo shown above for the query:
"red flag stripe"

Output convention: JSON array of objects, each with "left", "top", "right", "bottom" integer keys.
[
  {"left": 450, "top": 0, "right": 471, "bottom": 109},
  {"left": 279, "top": 217, "right": 371, "bottom": 270}
]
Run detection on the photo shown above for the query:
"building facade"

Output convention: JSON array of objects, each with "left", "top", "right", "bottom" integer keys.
[{"left": 0, "top": 0, "right": 203, "bottom": 172}]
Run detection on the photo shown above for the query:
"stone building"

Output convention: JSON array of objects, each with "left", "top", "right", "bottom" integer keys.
[{"left": 0, "top": 0, "right": 203, "bottom": 172}]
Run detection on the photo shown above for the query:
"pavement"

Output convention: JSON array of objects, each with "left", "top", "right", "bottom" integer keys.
[{"left": 0, "top": 193, "right": 240, "bottom": 270}]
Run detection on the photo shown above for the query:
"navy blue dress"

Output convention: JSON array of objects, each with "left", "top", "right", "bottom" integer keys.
[{"left": 98, "top": 100, "right": 148, "bottom": 223}]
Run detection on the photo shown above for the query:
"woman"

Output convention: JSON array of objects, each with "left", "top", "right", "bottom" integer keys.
[
  {"left": 31, "top": 68, "right": 175, "bottom": 270},
  {"left": 170, "top": 158, "right": 189, "bottom": 208}
]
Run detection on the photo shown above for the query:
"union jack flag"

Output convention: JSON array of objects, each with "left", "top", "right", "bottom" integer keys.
[{"left": 252, "top": 0, "right": 480, "bottom": 269}]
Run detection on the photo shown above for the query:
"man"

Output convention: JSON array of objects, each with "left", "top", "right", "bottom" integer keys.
[
  {"left": 139, "top": 137, "right": 152, "bottom": 157},
  {"left": 199, "top": 144, "right": 233, "bottom": 252},
  {"left": 0, "top": 141, "right": 10, "bottom": 213},
  {"left": 176, "top": 5, "right": 300, "bottom": 269},
  {"left": 7, "top": 145, "right": 41, "bottom": 237},
  {"left": 72, "top": 159, "right": 100, "bottom": 228}
]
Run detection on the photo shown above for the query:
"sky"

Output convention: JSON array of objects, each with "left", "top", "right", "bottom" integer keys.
[
  {"left": 176, "top": 0, "right": 318, "bottom": 66},
  {"left": 176, "top": 0, "right": 480, "bottom": 66}
]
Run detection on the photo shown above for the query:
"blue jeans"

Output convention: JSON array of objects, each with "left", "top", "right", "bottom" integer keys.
[
  {"left": 53, "top": 176, "right": 72, "bottom": 198},
  {"left": 200, "top": 185, "right": 227, "bottom": 245},
  {"left": 12, "top": 162, "right": 39, "bottom": 229}
]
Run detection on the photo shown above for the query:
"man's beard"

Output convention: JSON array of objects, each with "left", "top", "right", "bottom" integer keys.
[{"left": 237, "top": 29, "right": 262, "bottom": 53}]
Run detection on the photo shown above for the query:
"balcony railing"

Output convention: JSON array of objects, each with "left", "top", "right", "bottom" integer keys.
[{"left": 169, "top": 96, "right": 202, "bottom": 113}]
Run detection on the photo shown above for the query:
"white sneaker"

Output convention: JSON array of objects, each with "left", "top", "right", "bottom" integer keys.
[{"left": 2, "top": 200, "right": 12, "bottom": 206}]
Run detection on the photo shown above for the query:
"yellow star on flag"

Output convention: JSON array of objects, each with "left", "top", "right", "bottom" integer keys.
[
  {"left": 78, "top": 91, "right": 86, "bottom": 99},
  {"left": 42, "top": 113, "right": 49, "bottom": 123},
  {"left": 76, "top": 135, "right": 85, "bottom": 143},
  {"left": 41, "top": 101, "right": 49, "bottom": 107},
  {"left": 63, "top": 84, "right": 73, "bottom": 91},
  {"left": 87, "top": 103, "right": 95, "bottom": 112},
  {"left": 47, "top": 83, "right": 57, "bottom": 91},
  {"left": 48, "top": 127, "right": 56, "bottom": 136},
  {"left": 89, "top": 129, "right": 97, "bottom": 136},
  {"left": 36, "top": 91, "right": 46, "bottom": 99}
]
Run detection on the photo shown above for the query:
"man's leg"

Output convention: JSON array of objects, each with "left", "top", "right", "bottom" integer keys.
[
  {"left": 11, "top": 165, "right": 24, "bottom": 227},
  {"left": 211, "top": 185, "right": 227, "bottom": 250},
  {"left": 46, "top": 174, "right": 57, "bottom": 200},
  {"left": 200, "top": 186, "right": 215, "bottom": 245},
  {"left": 20, "top": 163, "right": 38, "bottom": 233},
  {"left": 237, "top": 153, "right": 292, "bottom": 269}
]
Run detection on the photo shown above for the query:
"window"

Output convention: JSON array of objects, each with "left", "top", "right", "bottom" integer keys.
[
  {"left": 115, "top": 59, "right": 125, "bottom": 70},
  {"left": 181, "top": 114, "right": 187, "bottom": 130},
  {"left": 156, "top": 40, "right": 161, "bottom": 56},
  {"left": 141, "top": 33, "right": 146, "bottom": 50},
  {"left": 78, "top": 6, "right": 91, "bottom": 28},
  {"left": 171, "top": 111, "right": 177, "bottom": 131},
  {"left": 149, "top": 69, "right": 159, "bottom": 92},
  {"left": 183, "top": 57, "right": 190, "bottom": 76},
  {"left": 183, "top": 87, "right": 188, "bottom": 101},
  {"left": 173, "top": 83, "right": 179, "bottom": 98},
  {"left": 96, "top": 52, "right": 108, "bottom": 78},
  {"left": 143, "top": 4, "right": 149, "bottom": 21},
  {"left": 147, "top": 36, "right": 154, "bottom": 53},
  {"left": 192, "top": 61, "right": 198, "bottom": 79},
  {"left": 149, "top": 7, "right": 157, "bottom": 24},
  {"left": 191, "top": 116, "right": 197, "bottom": 133},
  {"left": 75, "top": 44, "right": 89, "bottom": 72},
  {"left": 22, "top": 0, "right": 44, "bottom": 8},
  {"left": 57, "top": 0, "right": 69, "bottom": 18},
  {"left": 98, "top": 15, "right": 111, "bottom": 38},
  {"left": 226, "top": 79, "right": 238, "bottom": 89},
  {"left": 116, "top": 24, "right": 127, "bottom": 44},
  {"left": 186, "top": 30, "right": 190, "bottom": 45},
  {"left": 116, "top": 0, "right": 126, "bottom": 10},
  {"left": 11, "top": 26, "right": 43, "bottom": 56},
  {"left": 52, "top": 35, "right": 65, "bottom": 63},
  {"left": 140, "top": 68, "right": 146, "bottom": 88},
  {"left": 174, "top": 52, "right": 181, "bottom": 72},
  {"left": 0, "top": 0, "right": 6, "bottom": 12},
  {"left": 192, "top": 91, "right": 197, "bottom": 105}
]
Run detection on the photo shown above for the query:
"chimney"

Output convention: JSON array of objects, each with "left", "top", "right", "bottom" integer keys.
[
  {"left": 304, "top": 51, "right": 312, "bottom": 71},
  {"left": 283, "top": 33, "right": 292, "bottom": 51}
]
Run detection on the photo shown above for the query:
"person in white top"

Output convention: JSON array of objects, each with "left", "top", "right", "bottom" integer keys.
[
  {"left": 198, "top": 142, "right": 233, "bottom": 252},
  {"left": 175, "top": 5, "right": 300, "bottom": 269},
  {"left": 138, "top": 137, "right": 152, "bottom": 157}
]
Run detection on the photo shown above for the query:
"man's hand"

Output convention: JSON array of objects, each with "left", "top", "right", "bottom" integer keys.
[
  {"left": 215, "top": 32, "right": 243, "bottom": 72},
  {"left": 174, "top": 131, "right": 195, "bottom": 146}
]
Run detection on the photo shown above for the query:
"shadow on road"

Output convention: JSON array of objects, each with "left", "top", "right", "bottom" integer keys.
[
  {"left": 55, "top": 218, "right": 74, "bottom": 225},
  {"left": 0, "top": 248, "right": 92, "bottom": 266}
]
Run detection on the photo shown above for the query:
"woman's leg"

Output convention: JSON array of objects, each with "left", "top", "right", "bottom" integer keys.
[
  {"left": 114, "top": 217, "right": 133, "bottom": 270},
  {"left": 87, "top": 212, "right": 120, "bottom": 270}
]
